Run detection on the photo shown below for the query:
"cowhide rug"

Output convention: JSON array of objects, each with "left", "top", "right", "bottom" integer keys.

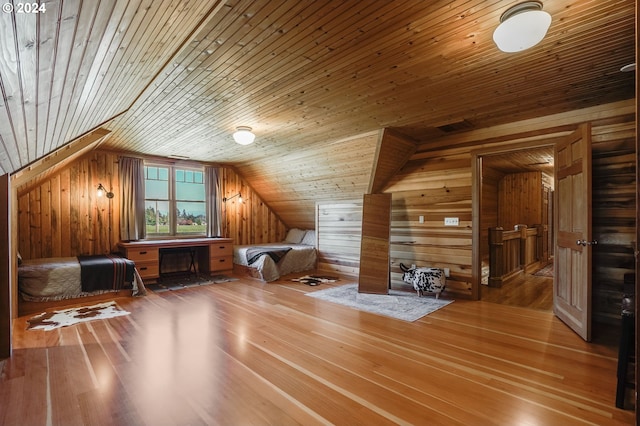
[
  {"left": 27, "top": 301, "right": 130, "bottom": 331},
  {"left": 291, "top": 275, "right": 339, "bottom": 286}
]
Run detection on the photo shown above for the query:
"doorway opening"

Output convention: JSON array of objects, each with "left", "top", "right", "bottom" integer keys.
[{"left": 476, "top": 145, "right": 555, "bottom": 311}]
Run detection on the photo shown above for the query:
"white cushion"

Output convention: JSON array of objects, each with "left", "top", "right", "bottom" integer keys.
[
  {"left": 284, "top": 228, "right": 306, "bottom": 244},
  {"left": 301, "top": 230, "right": 316, "bottom": 246}
]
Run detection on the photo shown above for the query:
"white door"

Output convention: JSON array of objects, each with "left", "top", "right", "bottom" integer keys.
[{"left": 554, "top": 123, "right": 594, "bottom": 341}]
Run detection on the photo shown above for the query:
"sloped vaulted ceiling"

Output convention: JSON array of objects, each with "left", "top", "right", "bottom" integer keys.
[{"left": 0, "top": 0, "right": 635, "bottom": 227}]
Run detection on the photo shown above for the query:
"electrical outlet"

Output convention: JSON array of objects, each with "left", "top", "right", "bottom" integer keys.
[
  {"left": 419, "top": 215, "right": 424, "bottom": 223},
  {"left": 444, "top": 217, "right": 459, "bottom": 226},
  {"left": 444, "top": 268, "right": 450, "bottom": 277}
]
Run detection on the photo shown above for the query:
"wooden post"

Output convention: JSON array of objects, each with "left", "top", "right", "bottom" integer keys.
[
  {"left": 488, "top": 227, "right": 504, "bottom": 287},
  {"left": 534, "top": 224, "right": 545, "bottom": 263},
  {"left": 0, "top": 173, "right": 12, "bottom": 359},
  {"left": 518, "top": 225, "right": 528, "bottom": 268}
]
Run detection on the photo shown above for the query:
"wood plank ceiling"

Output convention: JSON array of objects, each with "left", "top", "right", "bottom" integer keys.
[{"left": 0, "top": 0, "right": 635, "bottom": 228}]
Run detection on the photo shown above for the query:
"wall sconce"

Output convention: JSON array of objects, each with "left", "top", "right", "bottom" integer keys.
[
  {"left": 97, "top": 183, "right": 114, "bottom": 199},
  {"left": 233, "top": 126, "right": 255, "bottom": 145},
  {"left": 223, "top": 193, "right": 243, "bottom": 203},
  {"left": 493, "top": 1, "right": 551, "bottom": 53}
]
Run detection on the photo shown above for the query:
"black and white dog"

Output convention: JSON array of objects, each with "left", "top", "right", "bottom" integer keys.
[{"left": 400, "top": 263, "right": 446, "bottom": 299}]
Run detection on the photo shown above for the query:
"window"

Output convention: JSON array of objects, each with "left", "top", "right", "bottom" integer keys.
[{"left": 144, "top": 164, "right": 206, "bottom": 236}]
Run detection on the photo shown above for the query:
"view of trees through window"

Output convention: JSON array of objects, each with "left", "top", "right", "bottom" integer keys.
[{"left": 144, "top": 165, "right": 206, "bottom": 235}]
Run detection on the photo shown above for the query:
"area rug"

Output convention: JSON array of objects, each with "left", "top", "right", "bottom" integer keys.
[
  {"left": 150, "top": 274, "right": 238, "bottom": 292},
  {"left": 533, "top": 263, "right": 554, "bottom": 277},
  {"left": 306, "top": 284, "right": 453, "bottom": 322},
  {"left": 291, "top": 275, "right": 339, "bottom": 286},
  {"left": 27, "top": 301, "right": 130, "bottom": 331}
]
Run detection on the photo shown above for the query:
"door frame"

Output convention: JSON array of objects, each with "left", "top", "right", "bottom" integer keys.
[{"left": 471, "top": 137, "right": 564, "bottom": 301}]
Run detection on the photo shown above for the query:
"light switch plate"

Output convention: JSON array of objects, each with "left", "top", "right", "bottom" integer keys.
[
  {"left": 444, "top": 217, "right": 459, "bottom": 226},
  {"left": 419, "top": 215, "right": 424, "bottom": 223}
]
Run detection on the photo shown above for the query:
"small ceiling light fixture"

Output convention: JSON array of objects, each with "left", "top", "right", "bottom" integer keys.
[
  {"left": 97, "top": 183, "right": 114, "bottom": 199},
  {"left": 232, "top": 126, "right": 255, "bottom": 145},
  {"left": 493, "top": 1, "right": 551, "bottom": 53},
  {"left": 223, "top": 193, "right": 243, "bottom": 203}
]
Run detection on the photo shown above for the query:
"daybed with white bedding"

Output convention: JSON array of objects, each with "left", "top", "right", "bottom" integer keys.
[
  {"left": 18, "top": 254, "right": 146, "bottom": 313},
  {"left": 233, "top": 229, "right": 317, "bottom": 282}
]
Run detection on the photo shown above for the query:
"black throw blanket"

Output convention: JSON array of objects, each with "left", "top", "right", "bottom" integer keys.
[
  {"left": 78, "top": 255, "right": 135, "bottom": 292},
  {"left": 245, "top": 246, "right": 292, "bottom": 265}
]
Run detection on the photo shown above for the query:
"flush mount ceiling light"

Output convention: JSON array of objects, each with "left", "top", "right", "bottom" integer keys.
[
  {"left": 493, "top": 1, "right": 551, "bottom": 53},
  {"left": 620, "top": 63, "right": 636, "bottom": 72},
  {"left": 232, "top": 126, "right": 255, "bottom": 145}
]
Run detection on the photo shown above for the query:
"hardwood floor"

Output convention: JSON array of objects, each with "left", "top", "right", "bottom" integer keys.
[
  {"left": 481, "top": 271, "right": 554, "bottom": 311},
  {"left": 0, "top": 273, "right": 633, "bottom": 425}
]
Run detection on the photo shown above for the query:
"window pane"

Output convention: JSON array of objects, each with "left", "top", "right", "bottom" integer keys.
[
  {"left": 176, "top": 168, "right": 205, "bottom": 201},
  {"left": 145, "top": 200, "right": 170, "bottom": 234},
  {"left": 176, "top": 201, "right": 206, "bottom": 234},
  {"left": 145, "top": 166, "right": 169, "bottom": 199},
  {"left": 158, "top": 167, "right": 169, "bottom": 180},
  {"left": 146, "top": 166, "right": 158, "bottom": 180}
]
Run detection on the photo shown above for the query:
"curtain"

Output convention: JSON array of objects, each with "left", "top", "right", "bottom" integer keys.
[
  {"left": 119, "top": 157, "right": 146, "bottom": 241},
  {"left": 205, "top": 166, "right": 222, "bottom": 237}
]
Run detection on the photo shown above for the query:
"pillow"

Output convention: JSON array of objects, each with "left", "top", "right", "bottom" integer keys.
[
  {"left": 301, "top": 230, "right": 316, "bottom": 246},
  {"left": 284, "top": 228, "right": 306, "bottom": 244}
]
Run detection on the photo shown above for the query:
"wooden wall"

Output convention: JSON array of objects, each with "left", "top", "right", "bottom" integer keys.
[
  {"left": 591, "top": 118, "right": 637, "bottom": 323},
  {"left": 390, "top": 101, "right": 635, "bottom": 320},
  {"left": 316, "top": 100, "right": 636, "bottom": 315},
  {"left": 16, "top": 152, "right": 287, "bottom": 259},
  {"left": 17, "top": 151, "right": 121, "bottom": 259},
  {"left": 12, "top": 101, "right": 636, "bottom": 324},
  {"left": 498, "top": 172, "right": 543, "bottom": 229},
  {"left": 386, "top": 154, "right": 473, "bottom": 296},
  {"left": 317, "top": 156, "right": 474, "bottom": 296},
  {"left": 316, "top": 200, "right": 363, "bottom": 277},
  {"left": 219, "top": 167, "right": 288, "bottom": 246}
]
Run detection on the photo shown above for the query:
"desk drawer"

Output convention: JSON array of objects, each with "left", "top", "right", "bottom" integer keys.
[
  {"left": 136, "top": 261, "right": 159, "bottom": 279},
  {"left": 209, "top": 256, "right": 233, "bottom": 272},
  {"left": 126, "top": 248, "right": 159, "bottom": 262},
  {"left": 209, "top": 243, "right": 233, "bottom": 257}
]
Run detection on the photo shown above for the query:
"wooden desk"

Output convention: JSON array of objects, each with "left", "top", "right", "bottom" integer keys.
[{"left": 118, "top": 238, "right": 233, "bottom": 281}]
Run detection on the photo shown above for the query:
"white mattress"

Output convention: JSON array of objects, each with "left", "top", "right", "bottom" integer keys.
[{"left": 234, "top": 243, "right": 317, "bottom": 282}]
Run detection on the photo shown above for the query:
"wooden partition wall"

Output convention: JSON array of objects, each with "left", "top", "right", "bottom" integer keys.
[
  {"left": 358, "top": 193, "right": 392, "bottom": 294},
  {"left": 488, "top": 225, "right": 546, "bottom": 287}
]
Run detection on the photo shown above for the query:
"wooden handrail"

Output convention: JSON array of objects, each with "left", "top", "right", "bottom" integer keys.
[{"left": 488, "top": 225, "right": 548, "bottom": 287}]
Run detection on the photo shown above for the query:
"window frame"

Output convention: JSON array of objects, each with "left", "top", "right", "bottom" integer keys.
[{"left": 144, "top": 162, "right": 207, "bottom": 238}]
